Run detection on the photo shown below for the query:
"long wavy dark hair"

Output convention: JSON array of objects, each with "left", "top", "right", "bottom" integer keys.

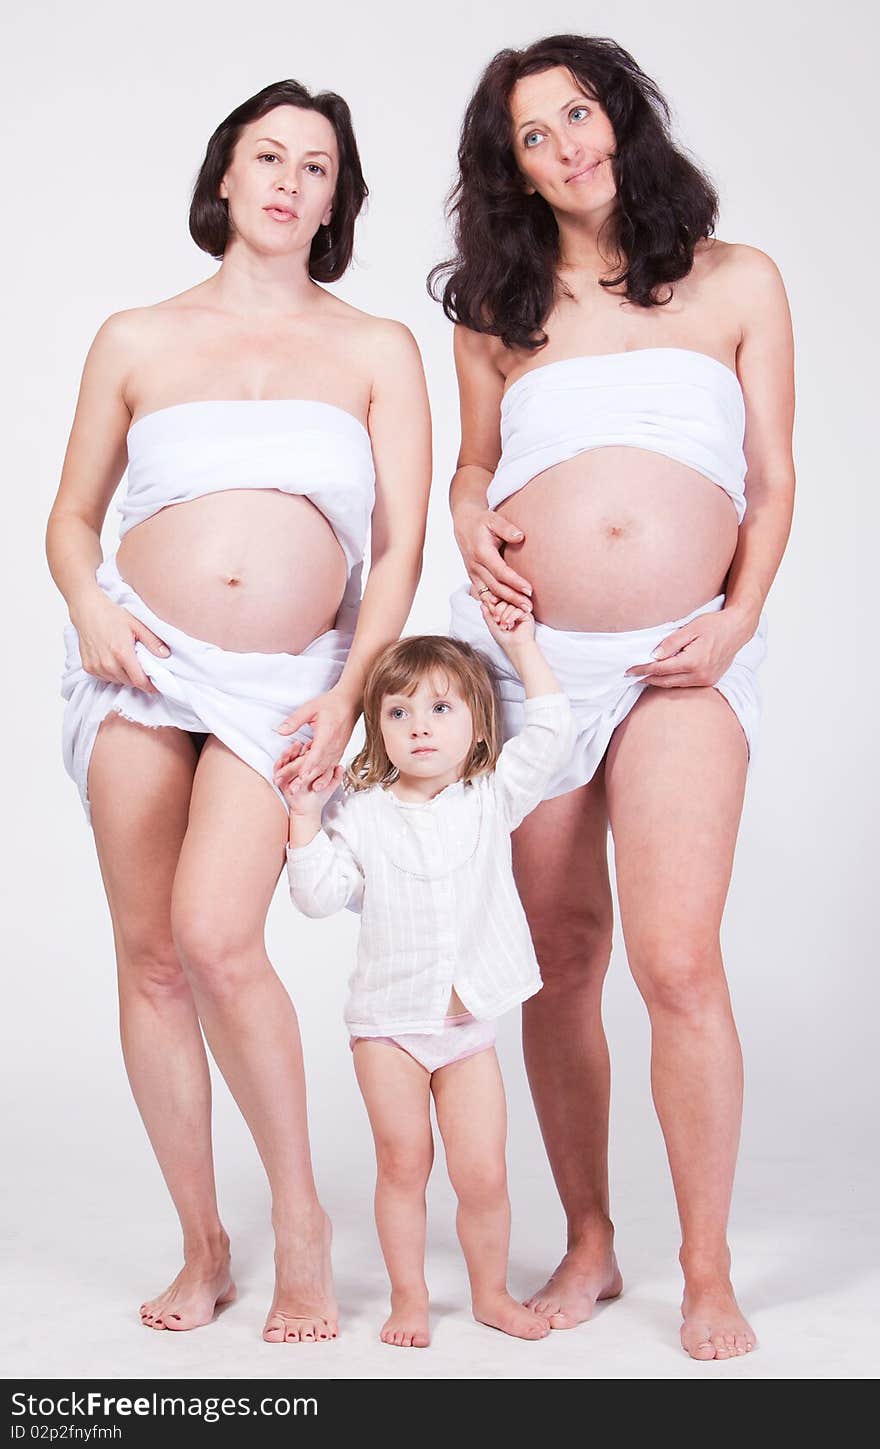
[
  {"left": 189, "top": 79, "right": 368, "bottom": 282},
  {"left": 428, "top": 35, "right": 719, "bottom": 351}
]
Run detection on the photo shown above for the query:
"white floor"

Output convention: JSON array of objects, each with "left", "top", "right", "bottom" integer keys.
[{"left": 4, "top": 1056, "right": 878, "bottom": 1381}]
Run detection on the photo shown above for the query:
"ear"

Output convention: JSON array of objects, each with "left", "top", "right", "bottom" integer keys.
[
  {"left": 219, "top": 176, "right": 229, "bottom": 200},
  {"left": 321, "top": 206, "right": 333, "bottom": 227}
]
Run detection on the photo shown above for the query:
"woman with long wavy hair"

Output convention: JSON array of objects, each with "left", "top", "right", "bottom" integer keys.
[
  {"left": 432, "top": 34, "right": 794, "bottom": 1358},
  {"left": 48, "top": 79, "right": 431, "bottom": 1343}
]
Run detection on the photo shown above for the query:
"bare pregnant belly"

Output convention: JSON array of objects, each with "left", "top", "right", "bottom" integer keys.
[
  {"left": 497, "top": 449, "right": 740, "bottom": 632},
  {"left": 115, "top": 490, "right": 349, "bottom": 653}
]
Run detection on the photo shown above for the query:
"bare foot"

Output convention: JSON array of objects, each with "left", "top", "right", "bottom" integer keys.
[
  {"left": 380, "top": 1289, "right": 431, "bottom": 1348},
  {"left": 526, "top": 1239, "right": 623, "bottom": 1329},
  {"left": 681, "top": 1280, "right": 757, "bottom": 1360},
  {"left": 474, "top": 1291, "right": 551, "bottom": 1340},
  {"left": 140, "top": 1254, "right": 236, "bottom": 1332},
  {"left": 263, "top": 1210, "right": 338, "bottom": 1344}
]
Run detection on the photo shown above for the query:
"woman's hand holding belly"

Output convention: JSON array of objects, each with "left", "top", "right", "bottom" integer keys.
[
  {"left": 497, "top": 448, "right": 740, "bottom": 632},
  {"left": 116, "top": 490, "right": 349, "bottom": 653}
]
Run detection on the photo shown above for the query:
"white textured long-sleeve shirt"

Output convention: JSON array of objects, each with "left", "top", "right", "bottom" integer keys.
[{"left": 286, "top": 691, "right": 575, "bottom": 1036}]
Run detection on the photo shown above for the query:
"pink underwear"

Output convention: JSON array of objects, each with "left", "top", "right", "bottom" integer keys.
[{"left": 349, "top": 1011, "right": 496, "bottom": 1073}]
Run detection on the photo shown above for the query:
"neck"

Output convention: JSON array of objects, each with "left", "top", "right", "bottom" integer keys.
[
  {"left": 554, "top": 201, "right": 623, "bottom": 283},
  {"left": 389, "top": 767, "right": 462, "bottom": 804},
  {"left": 207, "top": 242, "right": 321, "bottom": 318}
]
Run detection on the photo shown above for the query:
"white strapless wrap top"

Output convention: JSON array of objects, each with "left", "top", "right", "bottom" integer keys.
[
  {"left": 488, "top": 348, "right": 748, "bottom": 523},
  {"left": 120, "top": 398, "right": 376, "bottom": 574}
]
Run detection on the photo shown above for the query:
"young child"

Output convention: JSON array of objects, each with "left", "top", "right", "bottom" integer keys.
[{"left": 276, "top": 604, "right": 575, "bottom": 1348}]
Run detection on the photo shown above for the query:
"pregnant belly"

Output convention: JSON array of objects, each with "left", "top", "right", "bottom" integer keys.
[
  {"left": 497, "top": 449, "right": 740, "bottom": 631},
  {"left": 115, "top": 490, "right": 350, "bottom": 652}
]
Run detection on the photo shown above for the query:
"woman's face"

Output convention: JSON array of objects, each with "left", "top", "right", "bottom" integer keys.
[
  {"left": 219, "top": 104, "right": 338, "bottom": 257},
  {"left": 509, "top": 66, "right": 617, "bottom": 220}
]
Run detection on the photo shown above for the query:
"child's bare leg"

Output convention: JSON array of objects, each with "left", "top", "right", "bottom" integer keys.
[
  {"left": 352, "top": 1040, "right": 433, "bottom": 1348},
  {"left": 432, "top": 1048, "right": 550, "bottom": 1340}
]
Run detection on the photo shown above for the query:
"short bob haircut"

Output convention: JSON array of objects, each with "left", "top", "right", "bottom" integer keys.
[
  {"left": 346, "top": 637, "right": 504, "bottom": 792},
  {"left": 429, "top": 34, "right": 719, "bottom": 351},
  {"left": 189, "top": 78, "right": 368, "bottom": 282}
]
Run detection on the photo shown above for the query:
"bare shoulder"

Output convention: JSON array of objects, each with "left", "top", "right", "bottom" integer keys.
[
  {"left": 93, "top": 290, "right": 199, "bottom": 353},
  {"left": 453, "top": 321, "right": 507, "bottom": 380},
  {"left": 703, "top": 239, "right": 786, "bottom": 293},
  {"left": 365, "top": 313, "right": 423, "bottom": 367},
  {"left": 316, "top": 293, "right": 421, "bottom": 367},
  {"left": 91, "top": 305, "right": 156, "bottom": 354}
]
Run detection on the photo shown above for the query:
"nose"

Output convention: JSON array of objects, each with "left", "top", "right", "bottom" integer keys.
[
  {"left": 557, "top": 134, "right": 583, "bottom": 167},
  {"left": 410, "top": 718, "right": 432, "bottom": 737},
  {"left": 275, "top": 172, "right": 298, "bottom": 195}
]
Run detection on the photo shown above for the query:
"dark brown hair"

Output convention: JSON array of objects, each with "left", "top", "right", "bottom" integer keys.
[
  {"left": 346, "top": 637, "right": 504, "bottom": 791},
  {"left": 429, "top": 35, "right": 719, "bottom": 350},
  {"left": 189, "top": 78, "right": 368, "bottom": 281}
]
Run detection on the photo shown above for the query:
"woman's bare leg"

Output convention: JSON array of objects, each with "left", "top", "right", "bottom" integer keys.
[
  {"left": 352, "top": 1041, "right": 434, "bottom": 1347},
  {"left": 433, "top": 1048, "right": 550, "bottom": 1340},
  {"left": 171, "top": 737, "right": 335, "bottom": 1343},
  {"left": 515, "top": 774, "right": 623, "bottom": 1328},
  {"left": 605, "top": 685, "right": 756, "bottom": 1359},
  {"left": 88, "top": 715, "right": 234, "bottom": 1330}
]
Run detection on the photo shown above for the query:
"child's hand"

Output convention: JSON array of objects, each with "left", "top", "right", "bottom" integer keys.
[
  {"left": 480, "top": 599, "right": 536, "bottom": 648},
  {"left": 276, "top": 761, "right": 344, "bottom": 816}
]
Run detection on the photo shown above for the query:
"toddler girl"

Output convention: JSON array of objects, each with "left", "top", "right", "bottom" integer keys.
[{"left": 277, "top": 605, "right": 574, "bottom": 1347}]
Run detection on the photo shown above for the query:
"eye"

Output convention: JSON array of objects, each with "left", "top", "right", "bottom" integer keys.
[
  {"left": 570, "top": 105, "right": 591, "bottom": 123},
  {"left": 523, "top": 130, "right": 543, "bottom": 149},
  {"left": 258, "top": 153, "right": 280, "bottom": 163},
  {"left": 432, "top": 702, "right": 451, "bottom": 714},
  {"left": 305, "top": 163, "right": 327, "bottom": 176},
  {"left": 389, "top": 706, "right": 406, "bottom": 720}
]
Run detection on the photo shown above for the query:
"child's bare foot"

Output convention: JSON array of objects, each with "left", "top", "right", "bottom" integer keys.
[
  {"left": 140, "top": 1252, "right": 235, "bottom": 1332},
  {"left": 380, "top": 1289, "right": 431, "bottom": 1348},
  {"left": 681, "top": 1278, "right": 757, "bottom": 1360},
  {"left": 526, "top": 1227, "right": 623, "bottom": 1329},
  {"left": 474, "top": 1291, "right": 550, "bottom": 1340},
  {"left": 263, "top": 1209, "right": 338, "bottom": 1344}
]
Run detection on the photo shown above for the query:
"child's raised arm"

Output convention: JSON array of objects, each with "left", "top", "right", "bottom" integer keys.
[{"left": 481, "top": 602, "right": 576, "bottom": 829}]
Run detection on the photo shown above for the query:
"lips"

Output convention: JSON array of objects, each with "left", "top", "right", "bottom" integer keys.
[
  {"left": 565, "top": 161, "right": 600, "bottom": 184},
  {"left": 264, "top": 205, "right": 298, "bottom": 220},
  {"left": 411, "top": 748, "right": 437, "bottom": 756}
]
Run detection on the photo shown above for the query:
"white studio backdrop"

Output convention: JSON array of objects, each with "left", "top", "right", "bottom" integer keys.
[{"left": 1, "top": 0, "right": 877, "bottom": 1379}]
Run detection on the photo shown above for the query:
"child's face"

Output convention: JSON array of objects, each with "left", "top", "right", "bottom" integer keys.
[{"left": 380, "top": 672, "right": 476, "bottom": 783}]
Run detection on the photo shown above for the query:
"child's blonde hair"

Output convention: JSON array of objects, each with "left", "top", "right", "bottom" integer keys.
[{"left": 346, "top": 636, "right": 504, "bottom": 791}]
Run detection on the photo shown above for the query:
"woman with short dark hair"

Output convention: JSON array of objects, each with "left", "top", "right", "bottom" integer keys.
[
  {"left": 433, "top": 35, "right": 795, "bottom": 1359},
  {"left": 48, "top": 78, "right": 431, "bottom": 1343}
]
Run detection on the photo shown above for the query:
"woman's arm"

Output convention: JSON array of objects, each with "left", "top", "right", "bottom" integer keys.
[
  {"left": 46, "top": 311, "right": 170, "bottom": 690},
  {"left": 722, "top": 247, "right": 796, "bottom": 632},
  {"left": 629, "top": 247, "right": 795, "bottom": 687},
  {"left": 337, "top": 320, "right": 432, "bottom": 703},
  {"left": 277, "top": 320, "right": 432, "bottom": 787},
  {"left": 450, "top": 324, "right": 534, "bottom": 612}
]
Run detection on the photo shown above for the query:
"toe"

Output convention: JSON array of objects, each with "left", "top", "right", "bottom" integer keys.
[
  {"left": 733, "top": 1334, "right": 750, "bottom": 1356},
  {"left": 690, "top": 1340, "right": 716, "bottom": 1360},
  {"left": 413, "top": 1330, "right": 430, "bottom": 1348},
  {"left": 548, "top": 1310, "right": 576, "bottom": 1330},
  {"left": 263, "top": 1316, "right": 285, "bottom": 1343}
]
